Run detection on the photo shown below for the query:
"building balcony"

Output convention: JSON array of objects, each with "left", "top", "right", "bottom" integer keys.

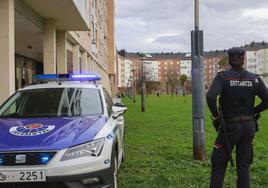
[{"left": 23, "top": 0, "right": 89, "bottom": 30}]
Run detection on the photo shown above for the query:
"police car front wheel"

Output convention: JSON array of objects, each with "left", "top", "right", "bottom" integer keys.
[{"left": 112, "top": 153, "right": 118, "bottom": 188}]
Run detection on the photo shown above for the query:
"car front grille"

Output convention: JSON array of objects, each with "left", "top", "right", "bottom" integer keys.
[{"left": 0, "top": 152, "right": 56, "bottom": 166}]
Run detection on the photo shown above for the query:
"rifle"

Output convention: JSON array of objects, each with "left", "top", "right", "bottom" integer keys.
[
  {"left": 218, "top": 106, "right": 235, "bottom": 167},
  {"left": 254, "top": 113, "right": 261, "bottom": 132}
]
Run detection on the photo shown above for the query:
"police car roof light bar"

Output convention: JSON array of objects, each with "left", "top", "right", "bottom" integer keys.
[
  {"left": 70, "top": 73, "right": 101, "bottom": 81},
  {"left": 33, "top": 73, "right": 101, "bottom": 83}
]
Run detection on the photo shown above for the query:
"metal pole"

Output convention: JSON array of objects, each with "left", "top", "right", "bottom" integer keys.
[
  {"left": 191, "top": 0, "right": 206, "bottom": 161},
  {"left": 141, "top": 59, "right": 145, "bottom": 112},
  {"left": 195, "top": 0, "right": 199, "bottom": 29},
  {"left": 132, "top": 69, "right": 136, "bottom": 103}
]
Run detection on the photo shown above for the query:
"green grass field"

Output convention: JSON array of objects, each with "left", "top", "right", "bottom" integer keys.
[{"left": 118, "top": 95, "right": 268, "bottom": 188}]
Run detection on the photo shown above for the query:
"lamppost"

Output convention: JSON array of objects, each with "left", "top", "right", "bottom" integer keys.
[
  {"left": 141, "top": 57, "right": 146, "bottom": 112},
  {"left": 127, "top": 79, "right": 132, "bottom": 99},
  {"left": 131, "top": 69, "right": 136, "bottom": 103},
  {"left": 191, "top": 0, "right": 206, "bottom": 161}
]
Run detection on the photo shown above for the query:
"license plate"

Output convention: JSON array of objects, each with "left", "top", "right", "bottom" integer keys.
[{"left": 0, "top": 170, "right": 46, "bottom": 183}]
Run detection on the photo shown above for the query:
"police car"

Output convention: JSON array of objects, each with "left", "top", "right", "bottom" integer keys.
[{"left": 0, "top": 73, "right": 127, "bottom": 188}]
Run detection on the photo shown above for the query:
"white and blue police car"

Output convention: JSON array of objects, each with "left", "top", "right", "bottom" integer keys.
[{"left": 0, "top": 73, "right": 127, "bottom": 188}]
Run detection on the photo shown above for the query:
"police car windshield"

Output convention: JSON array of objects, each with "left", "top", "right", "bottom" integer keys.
[{"left": 0, "top": 88, "right": 103, "bottom": 118}]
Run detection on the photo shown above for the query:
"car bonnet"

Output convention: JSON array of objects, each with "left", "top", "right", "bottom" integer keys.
[{"left": 0, "top": 115, "right": 107, "bottom": 151}]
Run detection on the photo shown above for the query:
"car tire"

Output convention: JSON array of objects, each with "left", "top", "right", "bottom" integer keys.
[{"left": 111, "top": 153, "right": 118, "bottom": 188}]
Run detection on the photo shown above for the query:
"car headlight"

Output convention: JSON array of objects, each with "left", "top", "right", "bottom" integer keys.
[{"left": 60, "top": 138, "right": 105, "bottom": 161}]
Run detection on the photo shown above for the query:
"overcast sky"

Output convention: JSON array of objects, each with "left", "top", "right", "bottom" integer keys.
[{"left": 115, "top": 0, "right": 268, "bottom": 53}]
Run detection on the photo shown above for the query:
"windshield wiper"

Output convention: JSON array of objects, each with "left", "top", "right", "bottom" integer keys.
[{"left": 0, "top": 114, "right": 22, "bottom": 118}]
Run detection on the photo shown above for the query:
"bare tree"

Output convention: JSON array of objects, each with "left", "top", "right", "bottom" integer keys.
[
  {"left": 179, "top": 74, "right": 188, "bottom": 97},
  {"left": 218, "top": 56, "right": 228, "bottom": 70},
  {"left": 166, "top": 69, "right": 179, "bottom": 96}
]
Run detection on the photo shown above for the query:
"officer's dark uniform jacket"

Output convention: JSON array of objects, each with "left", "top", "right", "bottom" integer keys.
[{"left": 207, "top": 68, "right": 268, "bottom": 119}]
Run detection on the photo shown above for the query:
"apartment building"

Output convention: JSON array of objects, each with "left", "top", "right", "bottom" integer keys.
[
  {"left": 143, "top": 60, "right": 159, "bottom": 82},
  {"left": 118, "top": 53, "right": 181, "bottom": 92},
  {"left": 203, "top": 51, "right": 227, "bottom": 88},
  {"left": 118, "top": 52, "right": 224, "bottom": 92},
  {"left": 117, "top": 42, "right": 268, "bottom": 94},
  {"left": 245, "top": 50, "right": 259, "bottom": 74},
  {"left": 0, "top": 0, "right": 116, "bottom": 104},
  {"left": 180, "top": 56, "right": 192, "bottom": 79},
  {"left": 158, "top": 57, "right": 180, "bottom": 83},
  {"left": 257, "top": 48, "right": 268, "bottom": 83}
]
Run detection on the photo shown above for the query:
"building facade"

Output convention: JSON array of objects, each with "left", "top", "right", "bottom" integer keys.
[
  {"left": 117, "top": 42, "right": 268, "bottom": 94},
  {"left": 257, "top": 49, "right": 268, "bottom": 83},
  {"left": 143, "top": 60, "right": 159, "bottom": 82},
  {"left": 204, "top": 56, "right": 223, "bottom": 88},
  {"left": 0, "top": 0, "right": 116, "bottom": 104},
  {"left": 245, "top": 50, "right": 258, "bottom": 74},
  {"left": 180, "top": 58, "right": 192, "bottom": 80}
]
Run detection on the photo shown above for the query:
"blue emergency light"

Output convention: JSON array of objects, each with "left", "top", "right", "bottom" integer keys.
[
  {"left": 33, "top": 73, "right": 101, "bottom": 82},
  {"left": 41, "top": 156, "right": 50, "bottom": 164}
]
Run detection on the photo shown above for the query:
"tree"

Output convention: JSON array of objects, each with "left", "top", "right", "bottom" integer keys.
[
  {"left": 167, "top": 69, "right": 179, "bottom": 96},
  {"left": 218, "top": 56, "right": 228, "bottom": 70},
  {"left": 118, "top": 49, "right": 126, "bottom": 57},
  {"left": 146, "top": 81, "right": 159, "bottom": 96},
  {"left": 179, "top": 74, "right": 188, "bottom": 96}
]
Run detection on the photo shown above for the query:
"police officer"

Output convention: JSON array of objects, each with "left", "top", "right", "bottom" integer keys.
[{"left": 207, "top": 47, "right": 268, "bottom": 188}]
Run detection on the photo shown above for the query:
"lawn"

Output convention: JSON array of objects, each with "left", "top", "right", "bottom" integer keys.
[{"left": 118, "top": 95, "right": 268, "bottom": 188}]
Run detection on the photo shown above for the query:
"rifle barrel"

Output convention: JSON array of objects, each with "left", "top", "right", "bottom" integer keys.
[{"left": 219, "top": 107, "right": 235, "bottom": 167}]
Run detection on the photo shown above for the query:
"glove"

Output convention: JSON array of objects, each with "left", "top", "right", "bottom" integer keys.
[{"left": 211, "top": 116, "right": 220, "bottom": 132}]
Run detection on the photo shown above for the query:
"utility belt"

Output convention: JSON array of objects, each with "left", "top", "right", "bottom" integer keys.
[{"left": 224, "top": 115, "right": 255, "bottom": 123}]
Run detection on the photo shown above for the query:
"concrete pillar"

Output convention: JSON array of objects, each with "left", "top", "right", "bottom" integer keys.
[
  {"left": 43, "top": 19, "right": 56, "bottom": 74},
  {"left": 90, "top": 58, "right": 94, "bottom": 72},
  {"left": 81, "top": 52, "right": 88, "bottom": 73},
  {"left": 72, "top": 44, "right": 80, "bottom": 73},
  {"left": 0, "top": 0, "right": 15, "bottom": 104},
  {"left": 27, "top": 61, "right": 33, "bottom": 84},
  {"left": 56, "top": 31, "right": 67, "bottom": 74},
  {"left": 92, "top": 63, "right": 95, "bottom": 72},
  {"left": 86, "top": 56, "right": 91, "bottom": 72}
]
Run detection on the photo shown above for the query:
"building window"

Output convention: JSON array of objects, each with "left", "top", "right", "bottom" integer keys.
[{"left": 67, "top": 50, "right": 73, "bottom": 74}]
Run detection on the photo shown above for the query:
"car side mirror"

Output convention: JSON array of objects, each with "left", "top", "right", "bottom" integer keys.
[
  {"left": 112, "top": 106, "right": 127, "bottom": 119},
  {"left": 114, "top": 102, "right": 126, "bottom": 108}
]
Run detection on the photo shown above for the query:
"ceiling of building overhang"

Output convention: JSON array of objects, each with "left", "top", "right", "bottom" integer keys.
[{"left": 15, "top": 10, "right": 43, "bottom": 62}]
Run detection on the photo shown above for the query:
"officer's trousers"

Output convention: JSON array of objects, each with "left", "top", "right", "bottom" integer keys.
[{"left": 210, "top": 121, "right": 256, "bottom": 188}]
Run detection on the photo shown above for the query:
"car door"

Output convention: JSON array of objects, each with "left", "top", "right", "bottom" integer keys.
[{"left": 103, "top": 89, "right": 124, "bottom": 160}]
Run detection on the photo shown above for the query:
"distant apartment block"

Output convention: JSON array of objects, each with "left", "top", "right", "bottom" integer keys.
[
  {"left": 180, "top": 58, "right": 192, "bottom": 79},
  {"left": 117, "top": 42, "right": 268, "bottom": 94},
  {"left": 158, "top": 58, "right": 180, "bottom": 83}
]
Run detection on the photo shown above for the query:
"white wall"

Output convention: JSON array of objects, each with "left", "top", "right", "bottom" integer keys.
[
  {"left": 123, "top": 59, "right": 132, "bottom": 87},
  {"left": 258, "top": 49, "right": 268, "bottom": 84},
  {"left": 143, "top": 60, "right": 159, "bottom": 81},
  {"left": 246, "top": 51, "right": 258, "bottom": 74},
  {"left": 180, "top": 59, "right": 192, "bottom": 79}
]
